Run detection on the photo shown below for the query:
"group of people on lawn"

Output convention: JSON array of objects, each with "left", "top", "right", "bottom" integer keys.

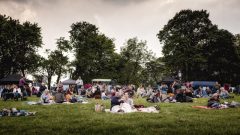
[
  {"left": 40, "top": 84, "right": 81, "bottom": 104},
  {"left": 0, "top": 77, "right": 30, "bottom": 101},
  {"left": 0, "top": 76, "right": 237, "bottom": 110}
]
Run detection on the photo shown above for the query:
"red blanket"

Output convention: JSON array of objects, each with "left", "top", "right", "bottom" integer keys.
[
  {"left": 192, "top": 106, "right": 214, "bottom": 109},
  {"left": 192, "top": 106, "right": 228, "bottom": 109}
]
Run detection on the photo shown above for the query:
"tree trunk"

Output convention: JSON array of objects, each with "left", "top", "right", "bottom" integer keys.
[
  {"left": 47, "top": 76, "right": 52, "bottom": 90},
  {"left": 56, "top": 69, "right": 62, "bottom": 84},
  {"left": 21, "top": 68, "right": 25, "bottom": 77}
]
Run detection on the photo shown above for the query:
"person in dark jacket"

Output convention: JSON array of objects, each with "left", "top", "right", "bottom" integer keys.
[
  {"left": 110, "top": 92, "right": 122, "bottom": 110},
  {"left": 37, "top": 83, "right": 47, "bottom": 97}
]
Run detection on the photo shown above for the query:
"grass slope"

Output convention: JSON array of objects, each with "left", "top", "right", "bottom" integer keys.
[{"left": 0, "top": 96, "right": 240, "bottom": 135}]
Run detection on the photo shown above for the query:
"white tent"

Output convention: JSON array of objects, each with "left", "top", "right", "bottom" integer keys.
[
  {"left": 92, "top": 79, "right": 111, "bottom": 83},
  {"left": 62, "top": 79, "right": 76, "bottom": 85}
]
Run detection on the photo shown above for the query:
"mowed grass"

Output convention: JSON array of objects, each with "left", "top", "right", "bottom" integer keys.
[{"left": 1, "top": 95, "right": 240, "bottom": 135}]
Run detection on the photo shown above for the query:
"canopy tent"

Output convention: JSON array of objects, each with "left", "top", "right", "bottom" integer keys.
[
  {"left": 190, "top": 81, "right": 217, "bottom": 89},
  {"left": 92, "top": 79, "right": 111, "bottom": 83},
  {"left": 61, "top": 79, "right": 76, "bottom": 85},
  {"left": 0, "top": 74, "right": 32, "bottom": 85}
]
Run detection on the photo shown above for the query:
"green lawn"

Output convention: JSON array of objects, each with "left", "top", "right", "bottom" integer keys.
[{"left": 0, "top": 95, "right": 240, "bottom": 135}]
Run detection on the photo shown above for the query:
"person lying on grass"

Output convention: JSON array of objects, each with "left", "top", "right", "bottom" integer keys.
[
  {"left": 207, "top": 93, "right": 239, "bottom": 109},
  {"left": 0, "top": 108, "right": 36, "bottom": 117}
]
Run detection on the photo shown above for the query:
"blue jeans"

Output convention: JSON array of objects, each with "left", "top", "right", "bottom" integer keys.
[{"left": 102, "top": 96, "right": 109, "bottom": 100}]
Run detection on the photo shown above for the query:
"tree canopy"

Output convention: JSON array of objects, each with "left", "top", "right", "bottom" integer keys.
[
  {"left": 0, "top": 14, "right": 42, "bottom": 78},
  {"left": 69, "top": 21, "right": 118, "bottom": 82},
  {"left": 157, "top": 9, "right": 240, "bottom": 84}
]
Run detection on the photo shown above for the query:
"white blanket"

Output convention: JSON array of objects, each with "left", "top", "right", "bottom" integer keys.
[{"left": 110, "top": 103, "right": 159, "bottom": 113}]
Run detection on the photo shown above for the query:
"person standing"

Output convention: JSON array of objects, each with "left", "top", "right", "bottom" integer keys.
[
  {"left": 76, "top": 77, "right": 83, "bottom": 95},
  {"left": 19, "top": 77, "right": 28, "bottom": 98}
]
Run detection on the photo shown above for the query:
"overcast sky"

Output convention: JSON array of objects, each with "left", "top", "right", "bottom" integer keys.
[{"left": 1, "top": 0, "right": 240, "bottom": 57}]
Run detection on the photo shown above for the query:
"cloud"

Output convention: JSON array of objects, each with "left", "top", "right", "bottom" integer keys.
[
  {"left": 0, "top": 0, "right": 240, "bottom": 57},
  {"left": 102, "top": 0, "right": 147, "bottom": 6}
]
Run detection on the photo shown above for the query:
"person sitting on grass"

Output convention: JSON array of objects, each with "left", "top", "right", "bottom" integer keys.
[
  {"left": 40, "top": 90, "right": 53, "bottom": 103},
  {"left": 110, "top": 92, "right": 122, "bottom": 110},
  {"left": 207, "top": 93, "right": 221, "bottom": 108},
  {"left": 194, "top": 86, "right": 208, "bottom": 98},
  {"left": 136, "top": 85, "right": 146, "bottom": 98},
  {"left": 12, "top": 85, "right": 22, "bottom": 100},
  {"left": 146, "top": 89, "right": 161, "bottom": 103},
  {"left": 161, "top": 88, "right": 176, "bottom": 103},
  {"left": 146, "top": 85, "right": 153, "bottom": 97},
  {"left": 219, "top": 87, "right": 233, "bottom": 99},
  {"left": 160, "top": 83, "right": 168, "bottom": 95},
  {"left": 175, "top": 89, "right": 193, "bottom": 102},
  {"left": 37, "top": 83, "right": 47, "bottom": 97},
  {"left": 54, "top": 87, "right": 65, "bottom": 103},
  {"left": 93, "top": 85, "right": 101, "bottom": 99},
  {"left": 2, "top": 85, "right": 14, "bottom": 101},
  {"left": 65, "top": 86, "right": 74, "bottom": 102},
  {"left": 205, "top": 87, "right": 212, "bottom": 97},
  {"left": 122, "top": 92, "right": 134, "bottom": 107},
  {"left": 101, "top": 91, "right": 109, "bottom": 100}
]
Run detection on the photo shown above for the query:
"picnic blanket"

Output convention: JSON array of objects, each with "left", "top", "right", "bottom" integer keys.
[
  {"left": 26, "top": 100, "right": 89, "bottom": 105},
  {"left": 27, "top": 95, "right": 89, "bottom": 105},
  {"left": 192, "top": 105, "right": 228, "bottom": 110},
  {"left": 106, "top": 103, "right": 159, "bottom": 113},
  {"left": 192, "top": 101, "right": 240, "bottom": 109},
  {"left": 192, "top": 106, "right": 214, "bottom": 109}
]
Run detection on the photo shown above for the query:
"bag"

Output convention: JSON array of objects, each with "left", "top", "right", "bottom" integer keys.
[
  {"left": 95, "top": 104, "right": 105, "bottom": 112},
  {"left": 95, "top": 104, "right": 101, "bottom": 112}
]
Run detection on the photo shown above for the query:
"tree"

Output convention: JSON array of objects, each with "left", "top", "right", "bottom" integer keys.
[
  {"left": 40, "top": 50, "right": 58, "bottom": 89},
  {"left": 118, "top": 37, "right": 153, "bottom": 85},
  {"left": 69, "top": 21, "right": 117, "bottom": 82},
  {"left": 55, "top": 37, "right": 71, "bottom": 84},
  {"left": 235, "top": 34, "right": 240, "bottom": 55},
  {"left": 142, "top": 57, "right": 166, "bottom": 85},
  {"left": 157, "top": 9, "right": 240, "bottom": 84},
  {"left": 205, "top": 30, "right": 240, "bottom": 84},
  {"left": 158, "top": 10, "right": 217, "bottom": 81},
  {"left": 0, "top": 14, "right": 42, "bottom": 78}
]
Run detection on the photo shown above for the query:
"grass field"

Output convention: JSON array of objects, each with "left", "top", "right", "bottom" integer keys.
[{"left": 0, "top": 95, "right": 240, "bottom": 135}]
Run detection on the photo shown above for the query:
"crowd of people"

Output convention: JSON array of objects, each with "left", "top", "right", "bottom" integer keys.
[
  {"left": 0, "top": 77, "right": 29, "bottom": 101},
  {"left": 0, "top": 76, "right": 239, "bottom": 110}
]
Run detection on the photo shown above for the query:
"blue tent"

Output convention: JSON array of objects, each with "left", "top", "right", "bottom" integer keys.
[{"left": 191, "top": 81, "right": 216, "bottom": 89}]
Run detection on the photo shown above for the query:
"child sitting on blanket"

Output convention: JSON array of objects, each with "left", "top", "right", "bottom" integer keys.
[
  {"left": 207, "top": 93, "right": 221, "bottom": 108},
  {"left": 40, "top": 90, "right": 53, "bottom": 103},
  {"left": 122, "top": 92, "right": 134, "bottom": 107},
  {"left": 65, "top": 86, "right": 74, "bottom": 102}
]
